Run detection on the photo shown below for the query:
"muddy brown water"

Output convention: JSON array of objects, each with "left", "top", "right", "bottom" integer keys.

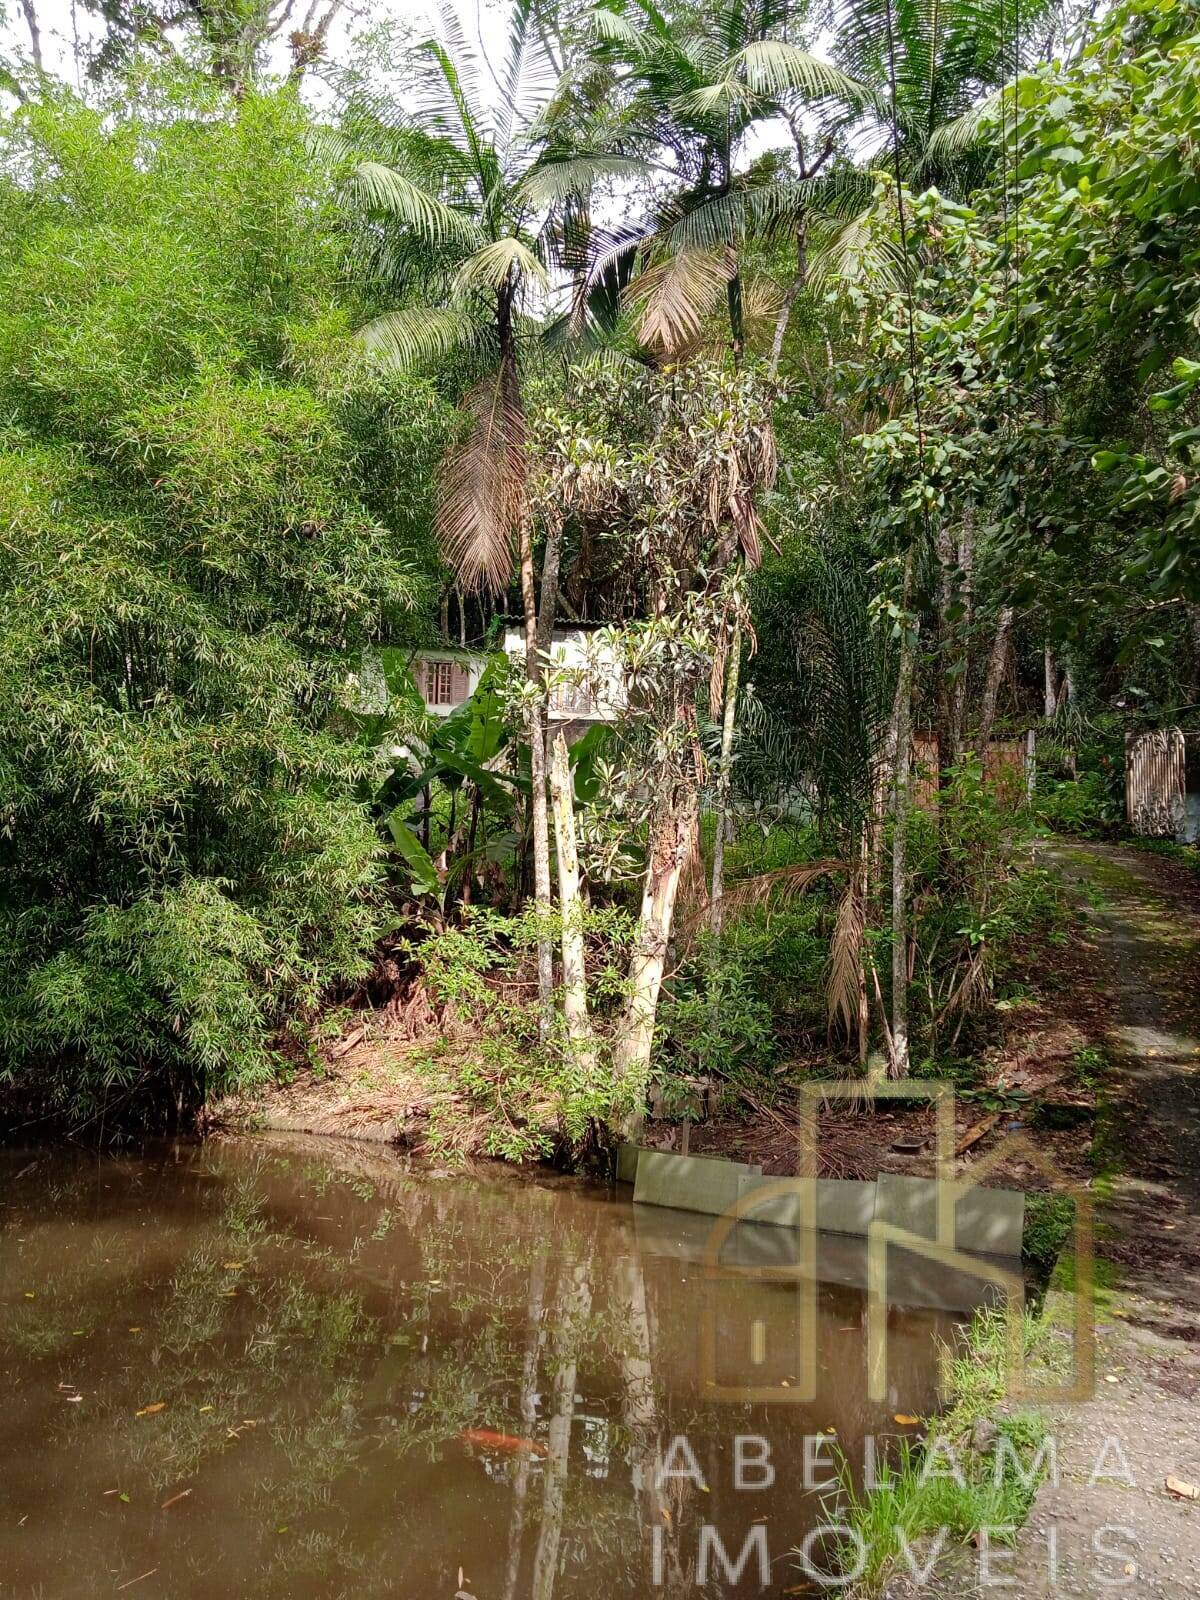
[{"left": 0, "top": 1136, "right": 1001, "bottom": 1598}]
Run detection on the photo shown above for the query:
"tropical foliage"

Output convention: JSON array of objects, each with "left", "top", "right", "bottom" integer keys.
[{"left": 0, "top": 0, "right": 1197, "bottom": 1141}]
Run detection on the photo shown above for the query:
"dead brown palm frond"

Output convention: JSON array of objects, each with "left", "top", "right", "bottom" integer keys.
[
  {"left": 673, "top": 857, "right": 846, "bottom": 953},
  {"left": 729, "top": 491, "right": 764, "bottom": 567},
  {"left": 626, "top": 244, "right": 737, "bottom": 356},
  {"left": 437, "top": 356, "right": 526, "bottom": 590},
  {"left": 681, "top": 271, "right": 786, "bottom": 365},
  {"left": 827, "top": 876, "right": 866, "bottom": 1043},
  {"left": 675, "top": 813, "right": 710, "bottom": 919},
  {"left": 740, "top": 274, "right": 785, "bottom": 344},
  {"left": 708, "top": 626, "right": 728, "bottom": 718},
  {"left": 939, "top": 947, "right": 990, "bottom": 1023},
  {"left": 720, "top": 859, "right": 849, "bottom": 915}
]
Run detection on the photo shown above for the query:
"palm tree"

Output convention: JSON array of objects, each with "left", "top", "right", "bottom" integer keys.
[
  {"left": 324, "top": 0, "right": 644, "bottom": 1028},
  {"left": 574, "top": 0, "right": 872, "bottom": 361},
  {"left": 806, "top": 0, "right": 1065, "bottom": 289}
]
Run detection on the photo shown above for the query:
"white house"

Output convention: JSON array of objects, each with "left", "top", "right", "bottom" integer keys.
[
  {"left": 412, "top": 627, "right": 624, "bottom": 733},
  {"left": 412, "top": 647, "right": 487, "bottom": 714}
]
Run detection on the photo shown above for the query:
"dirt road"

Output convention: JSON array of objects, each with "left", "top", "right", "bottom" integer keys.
[{"left": 1005, "top": 841, "right": 1200, "bottom": 1598}]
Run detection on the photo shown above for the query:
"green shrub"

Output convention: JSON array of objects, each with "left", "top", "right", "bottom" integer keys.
[
  {"left": 414, "top": 906, "right": 639, "bottom": 1159},
  {"left": 1035, "top": 771, "right": 1122, "bottom": 838},
  {"left": 0, "top": 81, "right": 447, "bottom": 1117}
]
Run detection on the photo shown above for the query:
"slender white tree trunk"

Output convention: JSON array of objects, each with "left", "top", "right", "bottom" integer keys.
[
  {"left": 613, "top": 791, "right": 695, "bottom": 1136},
  {"left": 1043, "top": 645, "right": 1058, "bottom": 719},
  {"left": 530, "top": 1263, "right": 592, "bottom": 1600},
  {"left": 949, "top": 519, "right": 975, "bottom": 761},
  {"left": 502, "top": 1255, "right": 548, "bottom": 1600},
  {"left": 549, "top": 731, "right": 596, "bottom": 1066},
  {"left": 889, "top": 553, "right": 918, "bottom": 1078},
  {"left": 519, "top": 515, "right": 554, "bottom": 1039},
  {"left": 976, "top": 605, "right": 1013, "bottom": 762},
  {"left": 709, "top": 621, "right": 741, "bottom": 934}
]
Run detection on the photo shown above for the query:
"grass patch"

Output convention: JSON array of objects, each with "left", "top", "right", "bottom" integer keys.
[
  {"left": 1023, "top": 1193, "right": 1076, "bottom": 1279},
  {"left": 814, "top": 1306, "right": 1061, "bottom": 1596},
  {"left": 1130, "top": 838, "right": 1200, "bottom": 873}
]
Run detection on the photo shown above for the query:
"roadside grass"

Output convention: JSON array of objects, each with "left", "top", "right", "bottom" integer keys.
[
  {"left": 1129, "top": 838, "right": 1200, "bottom": 874},
  {"left": 813, "top": 1305, "right": 1064, "bottom": 1596}
]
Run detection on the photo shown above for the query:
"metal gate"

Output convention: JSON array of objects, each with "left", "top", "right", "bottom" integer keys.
[{"left": 1126, "top": 728, "right": 1187, "bottom": 839}]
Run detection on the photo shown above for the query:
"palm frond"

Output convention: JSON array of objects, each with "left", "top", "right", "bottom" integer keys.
[
  {"left": 495, "top": 0, "right": 560, "bottom": 155},
  {"left": 672, "top": 75, "right": 758, "bottom": 120},
  {"left": 591, "top": 6, "right": 647, "bottom": 52},
  {"left": 660, "top": 180, "right": 818, "bottom": 252},
  {"left": 828, "top": 877, "right": 866, "bottom": 1040},
  {"left": 346, "top": 161, "right": 481, "bottom": 246},
  {"left": 454, "top": 236, "right": 550, "bottom": 295},
  {"left": 923, "top": 85, "right": 1005, "bottom": 164},
  {"left": 720, "top": 859, "right": 849, "bottom": 916},
  {"left": 732, "top": 40, "right": 874, "bottom": 110},
  {"left": 626, "top": 243, "right": 736, "bottom": 354},
  {"left": 359, "top": 307, "right": 487, "bottom": 369},
  {"left": 516, "top": 153, "right": 651, "bottom": 208},
  {"left": 420, "top": 28, "right": 501, "bottom": 202},
  {"left": 807, "top": 209, "right": 904, "bottom": 292},
  {"left": 305, "top": 124, "right": 356, "bottom": 168},
  {"left": 437, "top": 358, "right": 527, "bottom": 591}
]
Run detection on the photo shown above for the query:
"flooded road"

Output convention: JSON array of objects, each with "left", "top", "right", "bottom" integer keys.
[{"left": 0, "top": 1137, "right": 1000, "bottom": 1597}]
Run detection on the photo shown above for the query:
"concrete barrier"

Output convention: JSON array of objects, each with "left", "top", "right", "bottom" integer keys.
[
  {"left": 633, "top": 1149, "right": 762, "bottom": 1216},
  {"left": 621, "top": 1146, "right": 1025, "bottom": 1260}
]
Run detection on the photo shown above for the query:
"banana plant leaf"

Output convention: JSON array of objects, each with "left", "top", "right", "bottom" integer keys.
[{"left": 386, "top": 812, "right": 441, "bottom": 898}]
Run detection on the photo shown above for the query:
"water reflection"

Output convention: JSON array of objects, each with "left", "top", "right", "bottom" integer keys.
[{"left": 0, "top": 1137, "right": 1005, "bottom": 1597}]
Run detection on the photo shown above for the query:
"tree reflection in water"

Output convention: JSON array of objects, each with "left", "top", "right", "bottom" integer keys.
[{"left": 0, "top": 1137, "right": 996, "bottom": 1598}]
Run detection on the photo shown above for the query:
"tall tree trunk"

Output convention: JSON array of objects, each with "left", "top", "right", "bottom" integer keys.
[
  {"left": 935, "top": 522, "right": 956, "bottom": 765},
  {"left": 616, "top": 1244, "right": 692, "bottom": 1597},
  {"left": 949, "top": 519, "right": 975, "bottom": 762},
  {"left": 613, "top": 788, "right": 696, "bottom": 1136},
  {"left": 1043, "top": 645, "right": 1058, "bottom": 718},
  {"left": 519, "top": 513, "right": 555, "bottom": 1039},
  {"left": 536, "top": 515, "right": 564, "bottom": 657},
  {"left": 19, "top": 0, "right": 43, "bottom": 71},
  {"left": 935, "top": 511, "right": 974, "bottom": 767},
  {"left": 889, "top": 551, "right": 918, "bottom": 1077},
  {"left": 976, "top": 606, "right": 1014, "bottom": 761},
  {"left": 726, "top": 272, "right": 745, "bottom": 369},
  {"left": 768, "top": 214, "right": 808, "bottom": 379},
  {"left": 550, "top": 732, "right": 595, "bottom": 1066},
  {"left": 708, "top": 621, "right": 741, "bottom": 934}
]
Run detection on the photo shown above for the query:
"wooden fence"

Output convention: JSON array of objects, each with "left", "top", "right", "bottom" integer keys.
[
  {"left": 1126, "top": 727, "right": 1189, "bottom": 840},
  {"left": 912, "top": 732, "right": 1037, "bottom": 811}
]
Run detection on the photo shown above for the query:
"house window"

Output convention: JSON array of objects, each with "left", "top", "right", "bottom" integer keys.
[
  {"left": 426, "top": 661, "right": 455, "bottom": 706},
  {"left": 550, "top": 679, "right": 595, "bottom": 715}
]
